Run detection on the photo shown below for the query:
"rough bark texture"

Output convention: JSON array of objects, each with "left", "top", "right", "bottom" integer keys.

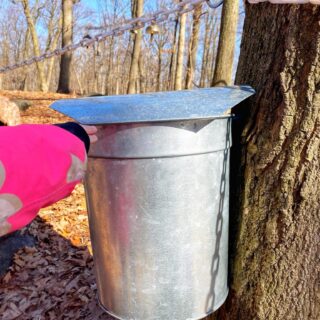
[
  {"left": 127, "top": 0, "right": 144, "bottom": 94},
  {"left": 215, "top": 4, "right": 320, "bottom": 320},
  {"left": 211, "top": 0, "right": 238, "bottom": 86},
  {"left": 57, "top": 0, "right": 74, "bottom": 93}
]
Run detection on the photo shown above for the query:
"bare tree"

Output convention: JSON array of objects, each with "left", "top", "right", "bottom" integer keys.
[
  {"left": 138, "top": 51, "right": 146, "bottom": 93},
  {"left": 127, "top": 0, "right": 144, "bottom": 94},
  {"left": 167, "top": 16, "right": 179, "bottom": 91},
  {"left": 208, "top": 14, "right": 220, "bottom": 85},
  {"left": 200, "top": 10, "right": 219, "bottom": 88},
  {"left": 185, "top": 4, "right": 202, "bottom": 89},
  {"left": 211, "top": 0, "right": 239, "bottom": 86},
  {"left": 45, "top": 0, "right": 62, "bottom": 91},
  {"left": 0, "top": 6, "right": 30, "bottom": 90},
  {"left": 57, "top": 0, "right": 77, "bottom": 93},
  {"left": 19, "top": 0, "right": 48, "bottom": 92},
  {"left": 0, "top": 0, "right": 233, "bottom": 95},
  {"left": 21, "top": 27, "right": 31, "bottom": 91},
  {"left": 174, "top": 4, "right": 187, "bottom": 91}
]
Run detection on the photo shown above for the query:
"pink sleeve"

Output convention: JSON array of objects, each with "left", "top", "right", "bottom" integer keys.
[{"left": 0, "top": 124, "right": 87, "bottom": 236}]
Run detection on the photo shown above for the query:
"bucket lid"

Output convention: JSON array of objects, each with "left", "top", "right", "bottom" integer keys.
[{"left": 50, "top": 86, "right": 255, "bottom": 125}]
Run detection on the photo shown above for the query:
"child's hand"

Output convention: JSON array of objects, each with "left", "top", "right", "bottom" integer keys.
[{"left": 80, "top": 125, "right": 98, "bottom": 144}]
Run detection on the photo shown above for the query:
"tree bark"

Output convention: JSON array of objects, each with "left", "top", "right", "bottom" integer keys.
[
  {"left": 138, "top": 52, "right": 146, "bottom": 93},
  {"left": 185, "top": 4, "right": 202, "bottom": 89},
  {"left": 57, "top": 0, "right": 74, "bottom": 93},
  {"left": 72, "top": 63, "right": 83, "bottom": 94},
  {"left": 105, "top": 36, "right": 115, "bottom": 95},
  {"left": 200, "top": 11, "right": 219, "bottom": 88},
  {"left": 215, "top": 4, "right": 320, "bottom": 320},
  {"left": 211, "top": 0, "right": 238, "bottom": 87},
  {"left": 174, "top": 5, "right": 187, "bottom": 91},
  {"left": 127, "top": 0, "right": 144, "bottom": 94},
  {"left": 46, "top": 14, "right": 62, "bottom": 91},
  {"left": 21, "top": 0, "right": 48, "bottom": 92},
  {"left": 156, "top": 47, "right": 162, "bottom": 92},
  {"left": 22, "top": 28, "right": 31, "bottom": 91},
  {"left": 200, "top": 13, "right": 210, "bottom": 88},
  {"left": 167, "top": 17, "right": 179, "bottom": 91},
  {"left": 208, "top": 15, "right": 219, "bottom": 85}
]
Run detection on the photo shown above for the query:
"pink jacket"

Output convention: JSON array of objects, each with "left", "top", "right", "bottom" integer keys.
[{"left": 0, "top": 124, "right": 87, "bottom": 236}]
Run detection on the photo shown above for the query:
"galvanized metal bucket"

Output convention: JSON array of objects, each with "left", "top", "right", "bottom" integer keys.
[{"left": 51, "top": 86, "right": 254, "bottom": 320}]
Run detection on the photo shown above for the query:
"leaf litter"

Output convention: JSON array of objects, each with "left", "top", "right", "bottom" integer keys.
[{"left": 0, "top": 91, "right": 114, "bottom": 320}]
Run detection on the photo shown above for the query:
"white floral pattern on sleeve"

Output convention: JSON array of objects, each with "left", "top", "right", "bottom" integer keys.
[
  {"left": 0, "top": 161, "right": 23, "bottom": 236},
  {"left": 66, "top": 153, "right": 87, "bottom": 183}
]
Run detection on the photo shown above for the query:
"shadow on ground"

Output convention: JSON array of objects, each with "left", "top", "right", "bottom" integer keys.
[{"left": 0, "top": 217, "right": 115, "bottom": 320}]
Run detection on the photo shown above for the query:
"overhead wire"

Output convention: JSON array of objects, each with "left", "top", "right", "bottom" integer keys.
[{"left": 0, "top": 0, "right": 224, "bottom": 74}]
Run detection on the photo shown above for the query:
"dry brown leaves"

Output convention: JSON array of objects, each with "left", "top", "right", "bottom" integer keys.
[{"left": 0, "top": 91, "right": 114, "bottom": 320}]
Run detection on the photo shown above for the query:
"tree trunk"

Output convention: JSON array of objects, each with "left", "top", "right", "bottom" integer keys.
[
  {"left": 200, "top": 11, "right": 218, "bottom": 88},
  {"left": 21, "top": 0, "right": 48, "bottom": 92},
  {"left": 167, "top": 17, "right": 179, "bottom": 91},
  {"left": 105, "top": 36, "right": 115, "bottom": 95},
  {"left": 139, "top": 53, "right": 146, "bottom": 93},
  {"left": 199, "top": 13, "right": 210, "bottom": 88},
  {"left": 215, "top": 4, "right": 320, "bottom": 320},
  {"left": 93, "top": 45, "right": 98, "bottom": 93},
  {"left": 46, "top": 14, "right": 62, "bottom": 91},
  {"left": 185, "top": 4, "right": 202, "bottom": 89},
  {"left": 72, "top": 63, "right": 83, "bottom": 94},
  {"left": 174, "top": 5, "right": 187, "bottom": 91},
  {"left": 22, "top": 28, "right": 31, "bottom": 91},
  {"left": 57, "top": 0, "right": 74, "bottom": 93},
  {"left": 211, "top": 0, "right": 238, "bottom": 87},
  {"left": 157, "top": 46, "right": 162, "bottom": 92},
  {"left": 127, "top": 0, "right": 144, "bottom": 94},
  {"left": 208, "top": 16, "right": 219, "bottom": 85}
]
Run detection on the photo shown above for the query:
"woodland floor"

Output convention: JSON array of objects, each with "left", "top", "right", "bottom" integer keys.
[{"left": 0, "top": 90, "right": 115, "bottom": 320}]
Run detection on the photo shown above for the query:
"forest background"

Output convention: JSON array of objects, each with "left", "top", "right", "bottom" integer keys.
[{"left": 0, "top": 0, "right": 243, "bottom": 95}]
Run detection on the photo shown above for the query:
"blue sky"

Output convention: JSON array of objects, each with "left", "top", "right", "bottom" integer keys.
[{"left": 82, "top": 0, "right": 100, "bottom": 10}]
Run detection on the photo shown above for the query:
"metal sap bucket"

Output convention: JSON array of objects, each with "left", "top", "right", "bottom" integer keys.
[{"left": 51, "top": 86, "right": 254, "bottom": 320}]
